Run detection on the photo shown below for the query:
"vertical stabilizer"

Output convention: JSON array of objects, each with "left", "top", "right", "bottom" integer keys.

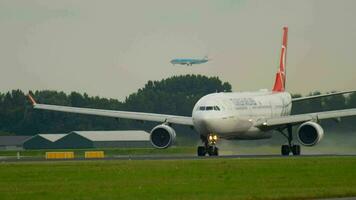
[{"left": 272, "top": 27, "right": 288, "bottom": 92}]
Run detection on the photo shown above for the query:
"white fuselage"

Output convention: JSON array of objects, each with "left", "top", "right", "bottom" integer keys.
[{"left": 192, "top": 91, "right": 292, "bottom": 139}]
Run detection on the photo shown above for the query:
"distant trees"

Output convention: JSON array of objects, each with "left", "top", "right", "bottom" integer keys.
[
  {"left": 124, "top": 75, "right": 231, "bottom": 116},
  {"left": 291, "top": 91, "right": 351, "bottom": 114},
  {"left": 348, "top": 92, "right": 356, "bottom": 108}
]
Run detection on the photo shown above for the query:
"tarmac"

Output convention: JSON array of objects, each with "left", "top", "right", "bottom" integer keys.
[{"left": 1, "top": 153, "right": 356, "bottom": 162}]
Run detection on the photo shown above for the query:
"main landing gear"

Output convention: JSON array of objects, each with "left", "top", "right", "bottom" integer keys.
[
  {"left": 197, "top": 134, "right": 219, "bottom": 156},
  {"left": 278, "top": 125, "right": 301, "bottom": 156}
]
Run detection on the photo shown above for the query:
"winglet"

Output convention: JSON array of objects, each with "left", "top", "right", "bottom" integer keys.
[{"left": 27, "top": 93, "right": 37, "bottom": 106}]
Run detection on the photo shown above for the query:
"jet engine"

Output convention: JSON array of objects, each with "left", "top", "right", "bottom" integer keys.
[
  {"left": 150, "top": 124, "right": 176, "bottom": 149},
  {"left": 297, "top": 121, "right": 324, "bottom": 146}
]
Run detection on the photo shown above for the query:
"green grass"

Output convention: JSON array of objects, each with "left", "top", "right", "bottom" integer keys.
[
  {"left": 0, "top": 147, "right": 196, "bottom": 158},
  {"left": 1, "top": 157, "right": 356, "bottom": 199}
]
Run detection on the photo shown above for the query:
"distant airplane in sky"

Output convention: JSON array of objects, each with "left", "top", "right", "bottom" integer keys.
[
  {"left": 28, "top": 27, "right": 356, "bottom": 157},
  {"left": 170, "top": 56, "right": 209, "bottom": 66}
]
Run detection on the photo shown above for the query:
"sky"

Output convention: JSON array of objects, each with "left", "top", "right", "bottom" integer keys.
[{"left": 1, "top": 0, "right": 355, "bottom": 100}]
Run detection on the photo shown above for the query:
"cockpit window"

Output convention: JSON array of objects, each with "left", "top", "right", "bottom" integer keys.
[
  {"left": 206, "top": 106, "right": 213, "bottom": 111},
  {"left": 198, "top": 106, "right": 221, "bottom": 111}
]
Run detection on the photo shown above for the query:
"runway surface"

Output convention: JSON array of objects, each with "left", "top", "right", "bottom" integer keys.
[{"left": 1, "top": 154, "right": 356, "bottom": 163}]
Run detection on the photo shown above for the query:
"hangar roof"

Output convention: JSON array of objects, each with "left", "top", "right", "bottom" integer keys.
[
  {"left": 0, "top": 136, "right": 31, "bottom": 146},
  {"left": 37, "top": 134, "right": 67, "bottom": 142},
  {"left": 71, "top": 130, "right": 150, "bottom": 142}
]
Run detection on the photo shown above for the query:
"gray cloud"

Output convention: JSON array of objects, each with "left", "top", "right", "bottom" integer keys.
[{"left": 0, "top": 0, "right": 355, "bottom": 100}]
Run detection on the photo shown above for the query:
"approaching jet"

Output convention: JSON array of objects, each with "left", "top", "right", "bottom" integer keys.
[
  {"left": 170, "top": 56, "right": 209, "bottom": 66},
  {"left": 27, "top": 27, "right": 356, "bottom": 156}
]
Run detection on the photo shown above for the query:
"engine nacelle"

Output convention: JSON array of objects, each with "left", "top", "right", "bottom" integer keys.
[
  {"left": 150, "top": 124, "right": 176, "bottom": 149},
  {"left": 297, "top": 121, "right": 324, "bottom": 146}
]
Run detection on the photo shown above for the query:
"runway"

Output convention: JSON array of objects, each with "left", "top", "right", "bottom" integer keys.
[{"left": 1, "top": 154, "right": 356, "bottom": 163}]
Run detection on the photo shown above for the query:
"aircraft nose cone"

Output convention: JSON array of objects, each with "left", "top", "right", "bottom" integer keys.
[
  {"left": 194, "top": 114, "right": 209, "bottom": 125},
  {"left": 194, "top": 113, "right": 240, "bottom": 135},
  {"left": 194, "top": 114, "right": 221, "bottom": 133}
]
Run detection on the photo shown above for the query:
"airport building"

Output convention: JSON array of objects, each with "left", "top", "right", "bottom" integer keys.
[
  {"left": 0, "top": 136, "right": 31, "bottom": 150},
  {"left": 23, "top": 134, "right": 67, "bottom": 149},
  {"left": 23, "top": 130, "right": 151, "bottom": 149},
  {"left": 55, "top": 131, "right": 151, "bottom": 149}
]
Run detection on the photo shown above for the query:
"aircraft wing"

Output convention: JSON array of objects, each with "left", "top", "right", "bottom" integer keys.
[
  {"left": 292, "top": 90, "right": 355, "bottom": 102},
  {"left": 27, "top": 95, "right": 193, "bottom": 126},
  {"left": 259, "top": 108, "right": 356, "bottom": 127}
]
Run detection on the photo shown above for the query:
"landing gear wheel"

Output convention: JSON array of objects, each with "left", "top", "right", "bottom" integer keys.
[
  {"left": 279, "top": 125, "right": 302, "bottom": 156},
  {"left": 198, "top": 134, "right": 219, "bottom": 157},
  {"left": 213, "top": 147, "right": 219, "bottom": 156},
  {"left": 291, "top": 145, "right": 301, "bottom": 156},
  {"left": 208, "top": 146, "right": 219, "bottom": 156},
  {"left": 197, "top": 146, "right": 206, "bottom": 156},
  {"left": 281, "top": 145, "right": 290, "bottom": 156}
]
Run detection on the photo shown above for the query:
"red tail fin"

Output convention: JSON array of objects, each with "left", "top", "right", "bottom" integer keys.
[{"left": 272, "top": 27, "right": 288, "bottom": 92}]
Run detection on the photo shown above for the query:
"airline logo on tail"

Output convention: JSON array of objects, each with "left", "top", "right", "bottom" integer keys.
[{"left": 272, "top": 26, "right": 288, "bottom": 92}]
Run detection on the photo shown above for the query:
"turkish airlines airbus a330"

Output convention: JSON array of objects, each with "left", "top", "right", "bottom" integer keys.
[{"left": 28, "top": 27, "right": 356, "bottom": 156}]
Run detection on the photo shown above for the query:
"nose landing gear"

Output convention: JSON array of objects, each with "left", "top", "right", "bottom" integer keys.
[{"left": 197, "top": 134, "right": 219, "bottom": 156}]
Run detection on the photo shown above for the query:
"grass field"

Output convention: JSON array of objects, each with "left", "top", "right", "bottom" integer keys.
[{"left": 1, "top": 157, "right": 356, "bottom": 200}]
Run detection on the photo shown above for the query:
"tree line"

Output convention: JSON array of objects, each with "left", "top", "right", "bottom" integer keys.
[{"left": 0, "top": 74, "right": 355, "bottom": 137}]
